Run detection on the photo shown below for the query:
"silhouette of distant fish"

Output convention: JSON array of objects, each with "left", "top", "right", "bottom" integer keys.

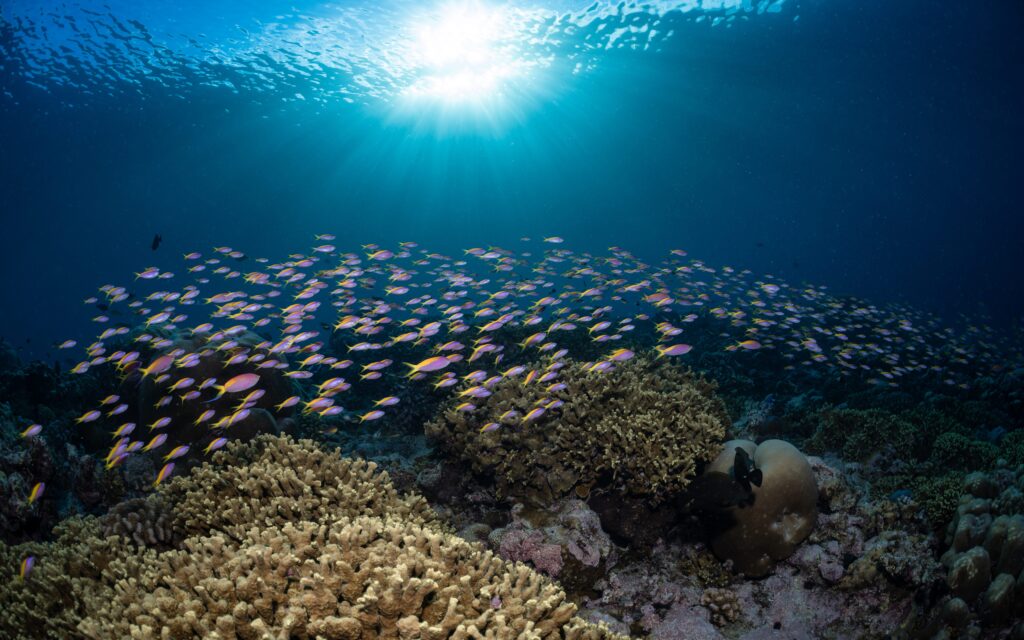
[{"left": 151, "top": 234, "right": 162, "bottom": 251}]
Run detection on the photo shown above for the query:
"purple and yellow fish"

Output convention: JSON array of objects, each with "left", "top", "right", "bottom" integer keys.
[
  {"left": 20, "top": 555, "right": 35, "bottom": 580},
  {"left": 153, "top": 462, "right": 175, "bottom": 487},
  {"left": 27, "top": 482, "right": 45, "bottom": 505}
]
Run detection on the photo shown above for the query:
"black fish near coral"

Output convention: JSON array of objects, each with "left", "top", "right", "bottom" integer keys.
[{"left": 732, "top": 446, "right": 763, "bottom": 494}]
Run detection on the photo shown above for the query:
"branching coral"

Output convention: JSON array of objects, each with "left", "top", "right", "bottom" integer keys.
[
  {"left": 804, "top": 405, "right": 975, "bottom": 464},
  {"left": 99, "top": 496, "right": 180, "bottom": 549},
  {"left": 425, "top": 358, "right": 727, "bottom": 505},
  {"left": 699, "top": 587, "right": 741, "bottom": 626},
  {"left": 158, "top": 434, "right": 439, "bottom": 540},
  {"left": 0, "top": 518, "right": 124, "bottom": 639},
  {"left": 872, "top": 472, "right": 966, "bottom": 527},
  {"left": 83, "top": 515, "right": 615, "bottom": 639},
  {"left": 1, "top": 435, "right": 628, "bottom": 640},
  {"left": 805, "top": 407, "right": 919, "bottom": 462},
  {"left": 928, "top": 432, "right": 997, "bottom": 471}
]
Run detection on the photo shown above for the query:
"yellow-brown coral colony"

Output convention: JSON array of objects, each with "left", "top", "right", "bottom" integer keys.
[
  {"left": 1, "top": 436, "right": 627, "bottom": 639},
  {"left": 426, "top": 358, "right": 728, "bottom": 505}
]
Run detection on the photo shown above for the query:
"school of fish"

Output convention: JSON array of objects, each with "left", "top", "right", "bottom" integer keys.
[{"left": 17, "top": 235, "right": 1020, "bottom": 512}]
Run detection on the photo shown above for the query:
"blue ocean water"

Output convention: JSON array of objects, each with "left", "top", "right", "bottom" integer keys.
[
  {"left": 0, "top": 0, "right": 1022, "bottom": 354},
  {"left": 4, "top": 4, "right": 1024, "bottom": 637}
]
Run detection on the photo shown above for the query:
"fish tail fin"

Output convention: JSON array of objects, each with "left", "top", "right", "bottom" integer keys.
[{"left": 750, "top": 469, "right": 763, "bottom": 487}]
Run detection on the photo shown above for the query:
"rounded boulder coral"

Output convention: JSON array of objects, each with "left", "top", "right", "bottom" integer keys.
[{"left": 703, "top": 439, "right": 818, "bottom": 577}]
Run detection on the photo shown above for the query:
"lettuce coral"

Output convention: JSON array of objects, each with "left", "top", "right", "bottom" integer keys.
[{"left": 425, "top": 358, "right": 728, "bottom": 505}]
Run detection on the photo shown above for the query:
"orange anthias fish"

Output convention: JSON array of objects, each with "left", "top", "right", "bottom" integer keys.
[
  {"left": 30, "top": 233, "right": 1013, "bottom": 493},
  {"left": 19, "top": 555, "right": 35, "bottom": 580}
]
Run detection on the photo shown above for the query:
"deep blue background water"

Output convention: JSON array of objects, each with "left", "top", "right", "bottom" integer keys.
[{"left": 1, "top": 0, "right": 1022, "bottom": 359}]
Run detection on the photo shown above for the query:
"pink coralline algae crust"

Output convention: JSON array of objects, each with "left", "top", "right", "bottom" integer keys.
[
  {"left": 491, "top": 499, "right": 614, "bottom": 580},
  {"left": 498, "top": 528, "right": 565, "bottom": 577}
]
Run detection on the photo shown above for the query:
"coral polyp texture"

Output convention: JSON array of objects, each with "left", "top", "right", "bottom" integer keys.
[
  {"left": 158, "top": 434, "right": 439, "bottom": 539},
  {"left": 425, "top": 358, "right": 728, "bottom": 505},
  {"left": 0, "top": 435, "right": 627, "bottom": 640}
]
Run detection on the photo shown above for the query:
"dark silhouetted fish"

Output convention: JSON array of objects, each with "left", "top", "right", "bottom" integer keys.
[
  {"left": 733, "top": 447, "right": 763, "bottom": 493},
  {"left": 151, "top": 234, "right": 162, "bottom": 251},
  {"left": 686, "top": 471, "right": 753, "bottom": 510}
]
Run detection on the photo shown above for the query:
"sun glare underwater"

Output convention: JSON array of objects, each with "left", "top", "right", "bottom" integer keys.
[{"left": 1, "top": 1, "right": 1024, "bottom": 639}]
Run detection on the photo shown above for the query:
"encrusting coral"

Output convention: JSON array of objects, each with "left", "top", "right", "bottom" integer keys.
[
  {"left": 0, "top": 435, "right": 629, "bottom": 640},
  {"left": 425, "top": 358, "right": 728, "bottom": 505}
]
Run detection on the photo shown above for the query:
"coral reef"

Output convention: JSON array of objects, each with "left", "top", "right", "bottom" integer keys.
[
  {"left": 580, "top": 455, "right": 940, "bottom": 638},
  {"left": 802, "top": 404, "right": 988, "bottom": 467},
  {"left": 698, "top": 588, "right": 740, "bottom": 627},
  {"left": 98, "top": 496, "right": 180, "bottom": 549},
  {"left": 82, "top": 515, "right": 622, "bottom": 639},
  {"left": 497, "top": 528, "right": 566, "bottom": 578},
  {"left": 902, "top": 463, "right": 1024, "bottom": 637},
  {"left": 0, "top": 517, "right": 122, "bottom": 639},
  {"left": 2, "top": 321, "right": 1022, "bottom": 639},
  {"left": 929, "top": 432, "right": 998, "bottom": 472},
  {"left": 0, "top": 434, "right": 627, "bottom": 639},
  {"left": 425, "top": 358, "right": 727, "bottom": 506},
  {"left": 0, "top": 403, "right": 59, "bottom": 542},
  {"left": 872, "top": 472, "right": 966, "bottom": 527}
]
